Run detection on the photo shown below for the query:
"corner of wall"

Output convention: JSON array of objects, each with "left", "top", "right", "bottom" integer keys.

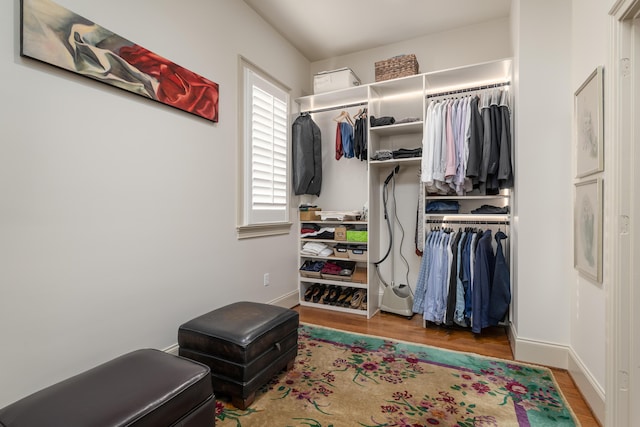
[
  {"left": 509, "top": 327, "right": 604, "bottom": 425},
  {"left": 568, "top": 348, "right": 605, "bottom": 425}
]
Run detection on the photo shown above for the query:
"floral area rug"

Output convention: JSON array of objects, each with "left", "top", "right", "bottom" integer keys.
[{"left": 215, "top": 323, "right": 579, "bottom": 426}]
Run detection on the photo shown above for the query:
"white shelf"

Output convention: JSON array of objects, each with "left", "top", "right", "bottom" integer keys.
[
  {"left": 425, "top": 194, "right": 509, "bottom": 200},
  {"left": 299, "top": 276, "right": 368, "bottom": 288},
  {"left": 370, "top": 121, "right": 423, "bottom": 136},
  {"left": 299, "top": 300, "right": 370, "bottom": 315},
  {"left": 300, "top": 254, "right": 366, "bottom": 261},
  {"left": 424, "top": 214, "right": 509, "bottom": 221},
  {"left": 370, "top": 157, "right": 421, "bottom": 166},
  {"left": 301, "top": 238, "right": 368, "bottom": 244},
  {"left": 301, "top": 220, "right": 368, "bottom": 225}
]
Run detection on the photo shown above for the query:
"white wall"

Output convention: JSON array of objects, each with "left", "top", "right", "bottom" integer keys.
[
  {"left": 568, "top": 0, "right": 612, "bottom": 415},
  {"left": 513, "top": 0, "right": 607, "bottom": 421},
  {"left": 311, "top": 18, "right": 512, "bottom": 87},
  {"left": 511, "top": 0, "right": 573, "bottom": 351},
  {"left": 0, "top": 0, "right": 309, "bottom": 407}
]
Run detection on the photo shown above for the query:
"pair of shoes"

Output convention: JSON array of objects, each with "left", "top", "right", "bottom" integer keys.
[
  {"left": 342, "top": 288, "right": 356, "bottom": 307},
  {"left": 303, "top": 284, "right": 318, "bottom": 301},
  {"left": 317, "top": 285, "right": 332, "bottom": 304},
  {"left": 335, "top": 287, "right": 353, "bottom": 306},
  {"left": 351, "top": 289, "right": 366, "bottom": 309},
  {"left": 325, "top": 285, "right": 341, "bottom": 304},
  {"left": 360, "top": 293, "right": 367, "bottom": 310},
  {"left": 312, "top": 284, "right": 327, "bottom": 303}
]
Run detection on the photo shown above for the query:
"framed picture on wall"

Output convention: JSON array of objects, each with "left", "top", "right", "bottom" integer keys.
[
  {"left": 20, "top": 0, "right": 219, "bottom": 122},
  {"left": 574, "top": 177, "right": 603, "bottom": 283},
  {"left": 574, "top": 66, "right": 604, "bottom": 178}
]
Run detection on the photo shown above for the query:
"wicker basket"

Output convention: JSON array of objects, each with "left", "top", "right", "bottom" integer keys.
[{"left": 375, "top": 54, "right": 419, "bottom": 82}]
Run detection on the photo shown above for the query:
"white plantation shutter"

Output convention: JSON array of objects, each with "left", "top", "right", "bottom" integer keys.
[
  {"left": 243, "top": 67, "right": 290, "bottom": 225},
  {"left": 251, "top": 86, "right": 287, "bottom": 211}
]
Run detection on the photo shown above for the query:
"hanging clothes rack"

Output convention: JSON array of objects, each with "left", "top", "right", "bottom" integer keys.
[
  {"left": 300, "top": 101, "right": 368, "bottom": 115},
  {"left": 425, "top": 219, "right": 510, "bottom": 226},
  {"left": 425, "top": 81, "right": 510, "bottom": 99}
]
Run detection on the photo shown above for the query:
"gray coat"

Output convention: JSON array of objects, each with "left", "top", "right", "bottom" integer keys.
[{"left": 292, "top": 114, "right": 322, "bottom": 196}]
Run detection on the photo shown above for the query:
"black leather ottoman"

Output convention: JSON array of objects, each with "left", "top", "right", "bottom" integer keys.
[
  {"left": 0, "top": 348, "right": 215, "bottom": 427},
  {"left": 178, "top": 301, "right": 299, "bottom": 409}
]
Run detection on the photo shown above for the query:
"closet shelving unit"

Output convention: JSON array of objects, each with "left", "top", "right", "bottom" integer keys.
[
  {"left": 295, "top": 58, "right": 513, "bottom": 320},
  {"left": 299, "top": 219, "right": 369, "bottom": 315}
]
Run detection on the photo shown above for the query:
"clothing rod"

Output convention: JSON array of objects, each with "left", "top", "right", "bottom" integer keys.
[
  {"left": 425, "top": 219, "right": 510, "bottom": 225},
  {"left": 425, "top": 81, "right": 510, "bottom": 99},
  {"left": 300, "top": 101, "right": 368, "bottom": 115}
]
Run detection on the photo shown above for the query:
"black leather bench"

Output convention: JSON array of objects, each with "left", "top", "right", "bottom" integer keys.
[
  {"left": 178, "top": 301, "right": 299, "bottom": 409},
  {"left": 0, "top": 348, "right": 215, "bottom": 427}
]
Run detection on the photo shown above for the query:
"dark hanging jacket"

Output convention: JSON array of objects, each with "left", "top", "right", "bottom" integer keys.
[
  {"left": 292, "top": 114, "right": 322, "bottom": 196},
  {"left": 472, "top": 229, "right": 495, "bottom": 333},
  {"left": 488, "top": 231, "right": 511, "bottom": 325}
]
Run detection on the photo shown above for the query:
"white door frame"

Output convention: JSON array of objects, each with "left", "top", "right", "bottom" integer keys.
[{"left": 608, "top": 1, "right": 640, "bottom": 425}]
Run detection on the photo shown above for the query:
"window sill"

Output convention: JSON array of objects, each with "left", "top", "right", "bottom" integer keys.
[{"left": 236, "top": 222, "right": 293, "bottom": 239}]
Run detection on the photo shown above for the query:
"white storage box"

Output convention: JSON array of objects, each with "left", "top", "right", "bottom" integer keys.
[{"left": 313, "top": 68, "right": 361, "bottom": 94}]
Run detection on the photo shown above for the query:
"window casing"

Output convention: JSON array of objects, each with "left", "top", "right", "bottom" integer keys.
[{"left": 237, "top": 59, "right": 291, "bottom": 238}]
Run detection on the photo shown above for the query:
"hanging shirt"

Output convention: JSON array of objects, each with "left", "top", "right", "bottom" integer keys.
[
  {"left": 466, "top": 96, "right": 484, "bottom": 187},
  {"left": 413, "top": 230, "right": 436, "bottom": 314},
  {"left": 340, "top": 121, "right": 354, "bottom": 158},
  {"left": 421, "top": 102, "right": 436, "bottom": 186},
  {"left": 498, "top": 99, "right": 514, "bottom": 189},
  {"left": 335, "top": 122, "right": 343, "bottom": 160}
]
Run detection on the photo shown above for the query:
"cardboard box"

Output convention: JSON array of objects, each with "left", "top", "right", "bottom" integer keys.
[
  {"left": 299, "top": 260, "right": 323, "bottom": 278},
  {"left": 333, "top": 244, "right": 349, "bottom": 258},
  {"left": 348, "top": 246, "right": 367, "bottom": 261},
  {"left": 321, "top": 261, "right": 356, "bottom": 281},
  {"left": 334, "top": 226, "right": 347, "bottom": 241},
  {"left": 299, "top": 208, "right": 321, "bottom": 221},
  {"left": 313, "top": 68, "right": 361, "bottom": 94}
]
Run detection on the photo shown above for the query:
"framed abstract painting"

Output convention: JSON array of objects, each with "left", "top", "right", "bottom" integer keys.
[
  {"left": 574, "top": 177, "right": 603, "bottom": 283},
  {"left": 20, "top": 0, "right": 219, "bottom": 122},
  {"left": 574, "top": 66, "right": 603, "bottom": 177}
]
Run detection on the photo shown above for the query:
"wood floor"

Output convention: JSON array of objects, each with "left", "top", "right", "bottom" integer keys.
[{"left": 294, "top": 305, "right": 600, "bottom": 427}]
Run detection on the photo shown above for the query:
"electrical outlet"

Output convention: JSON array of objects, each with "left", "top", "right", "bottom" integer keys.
[{"left": 263, "top": 273, "right": 270, "bottom": 286}]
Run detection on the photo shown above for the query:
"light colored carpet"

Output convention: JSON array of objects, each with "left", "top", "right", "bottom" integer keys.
[{"left": 215, "top": 323, "right": 579, "bottom": 426}]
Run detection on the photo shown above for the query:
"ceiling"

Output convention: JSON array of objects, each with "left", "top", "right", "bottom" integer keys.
[{"left": 242, "top": 0, "right": 512, "bottom": 62}]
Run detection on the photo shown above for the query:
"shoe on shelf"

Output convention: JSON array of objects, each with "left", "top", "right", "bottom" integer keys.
[
  {"left": 318, "top": 285, "right": 331, "bottom": 304},
  {"left": 351, "top": 289, "right": 364, "bottom": 309},
  {"left": 335, "top": 287, "right": 350, "bottom": 306},
  {"left": 341, "top": 288, "right": 355, "bottom": 307},
  {"left": 327, "top": 285, "right": 340, "bottom": 304},
  {"left": 304, "top": 283, "right": 318, "bottom": 302},
  {"left": 312, "top": 284, "right": 326, "bottom": 303}
]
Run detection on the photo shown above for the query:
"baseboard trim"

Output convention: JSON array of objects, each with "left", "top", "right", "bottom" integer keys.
[
  {"left": 267, "top": 290, "right": 300, "bottom": 309},
  {"left": 512, "top": 336, "right": 569, "bottom": 369},
  {"left": 164, "top": 343, "right": 179, "bottom": 356},
  {"left": 568, "top": 348, "right": 605, "bottom": 425},
  {"left": 509, "top": 330, "right": 605, "bottom": 425}
]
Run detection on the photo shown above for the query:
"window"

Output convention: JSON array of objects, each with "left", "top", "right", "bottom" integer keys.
[{"left": 237, "top": 58, "right": 292, "bottom": 239}]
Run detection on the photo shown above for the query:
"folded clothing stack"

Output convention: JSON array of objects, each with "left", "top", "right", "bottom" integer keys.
[
  {"left": 471, "top": 204, "right": 510, "bottom": 214},
  {"left": 393, "top": 147, "right": 422, "bottom": 159},
  {"left": 426, "top": 200, "right": 460, "bottom": 214},
  {"left": 370, "top": 150, "right": 393, "bottom": 161},
  {"left": 369, "top": 116, "right": 395, "bottom": 127},
  {"left": 301, "top": 242, "right": 334, "bottom": 257},
  {"left": 300, "top": 226, "right": 335, "bottom": 239}
]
